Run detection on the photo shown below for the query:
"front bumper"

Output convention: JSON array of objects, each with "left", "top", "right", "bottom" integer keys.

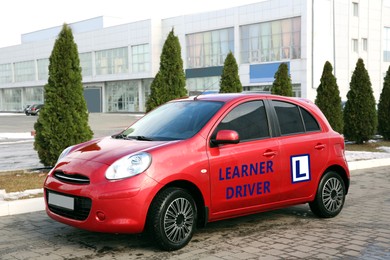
[{"left": 44, "top": 158, "right": 160, "bottom": 233}]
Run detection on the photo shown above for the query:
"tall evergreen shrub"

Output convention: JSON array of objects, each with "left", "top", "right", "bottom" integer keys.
[
  {"left": 343, "top": 58, "right": 377, "bottom": 144},
  {"left": 315, "top": 61, "right": 344, "bottom": 133},
  {"left": 271, "top": 63, "right": 293, "bottom": 96},
  {"left": 146, "top": 29, "right": 186, "bottom": 112},
  {"left": 378, "top": 65, "right": 390, "bottom": 140},
  {"left": 219, "top": 51, "right": 242, "bottom": 93},
  {"left": 34, "top": 24, "right": 93, "bottom": 166}
]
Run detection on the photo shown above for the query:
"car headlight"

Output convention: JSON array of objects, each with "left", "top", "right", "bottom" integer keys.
[
  {"left": 56, "top": 145, "right": 74, "bottom": 164},
  {"left": 105, "top": 152, "right": 152, "bottom": 180}
]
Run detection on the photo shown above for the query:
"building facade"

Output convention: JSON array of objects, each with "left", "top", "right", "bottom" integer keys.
[{"left": 1, "top": 0, "right": 389, "bottom": 113}]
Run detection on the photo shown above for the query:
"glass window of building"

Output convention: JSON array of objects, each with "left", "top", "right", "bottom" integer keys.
[
  {"left": 2, "top": 88, "right": 21, "bottom": 111},
  {"left": 14, "top": 60, "right": 35, "bottom": 82},
  {"left": 79, "top": 52, "right": 93, "bottom": 77},
  {"left": 105, "top": 80, "right": 139, "bottom": 112},
  {"left": 240, "top": 17, "right": 301, "bottom": 64},
  {"left": 37, "top": 58, "right": 49, "bottom": 81},
  {"left": 353, "top": 2, "right": 359, "bottom": 17},
  {"left": 352, "top": 39, "right": 358, "bottom": 53},
  {"left": 132, "top": 44, "right": 150, "bottom": 73},
  {"left": 25, "top": 87, "right": 44, "bottom": 105},
  {"left": 95, "top": 47, "right": 128, "bottom": 75},
  {"left": 362, "top": 38, "right": 368, "bottom": 52},
  {"left": 186, "top": 28, "right": 234, "bottom": 68},
  {"left": 384, "top": 27, "right": 390, "bottom": 62},
  {"left": 186, "top": 76, "right": 220, "bottom": 95},
  {"left": 0, "top": 63, "right": 12, "bottom": 84}
]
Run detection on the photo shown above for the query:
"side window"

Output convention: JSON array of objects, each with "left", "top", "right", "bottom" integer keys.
[
  {"left": 272, "top": 101, "right": 304, "bottom": 135},
  {"left": 215, "top": 100, "right": 269, "bottom": 141},
  {"left": 301, "top": 107, "right": 320, "bottom": 132}
]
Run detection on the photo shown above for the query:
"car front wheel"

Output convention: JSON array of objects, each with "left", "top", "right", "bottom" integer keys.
[
  {"left": 149, "top": 187, "right": 197, "bottom": 251},
  {"left": 309, "top": 171, "right": 346, "bottom": 218}
]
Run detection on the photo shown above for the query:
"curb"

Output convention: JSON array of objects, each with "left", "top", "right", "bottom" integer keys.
[
  {"left": 0, "top": 158, "right": 389, "bottom": 217},
  {"left": 0, "top": 197, "right": 45, "bottom": 217},
  {"left": 348, "top": 158, "right": 390, "bottom": 171}
]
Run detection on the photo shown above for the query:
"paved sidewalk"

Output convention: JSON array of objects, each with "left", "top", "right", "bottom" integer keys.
[
  {"left": 0, "top": 166, "right": 389, "bottom": 259},
  {"left": 1, "top": 113, "right": 390, "bottom": 217}
]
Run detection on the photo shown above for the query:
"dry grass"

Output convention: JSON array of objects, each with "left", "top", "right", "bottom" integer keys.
[
  {"left": 0, "top": 170, "right": 48, "bottom": 193},
  {"left": 345, "top": 140, "right": 390, "bottom": 153}
]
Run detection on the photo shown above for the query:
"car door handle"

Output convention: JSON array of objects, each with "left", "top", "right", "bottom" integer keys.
[
  {"left": 263, "top": 150, "right": 277, "bottom": 157},
  {"left": 315, "top": 144, "right": 326, "bottom": 150}
]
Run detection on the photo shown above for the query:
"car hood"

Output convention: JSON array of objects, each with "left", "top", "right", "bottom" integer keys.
[{"left": 64, "top": 136, "right": 175, "bottom": 165}]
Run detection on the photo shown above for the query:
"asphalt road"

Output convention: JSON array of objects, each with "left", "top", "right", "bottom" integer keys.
[
  {"left": 0, "top": 166, "right": 389, "bottom": 259},
  {"left": 0, "top": 113, "right": 142, "bottom": 171}
]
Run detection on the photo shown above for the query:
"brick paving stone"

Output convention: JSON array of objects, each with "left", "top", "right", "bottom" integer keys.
[
  {"left": 199, "top": 256, "right": 223, "bottom": 260},
  {"left": 241, "top": 246, "right": 261, "bottom": 253},
  {"left": 270, "top": 243, "right": 289, "bottom": 250},
  {"left": 343, "top": 250, "right": 362, "bottom": 257}
]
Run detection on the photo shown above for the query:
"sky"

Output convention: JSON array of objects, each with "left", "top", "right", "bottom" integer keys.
[{"left": 1, "top": 0, "right": 262, "bottom": 48}]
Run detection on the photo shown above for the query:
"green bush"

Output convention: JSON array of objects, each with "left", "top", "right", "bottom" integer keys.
[
  {"left": 34, "top": 24, "right": 93, "bottom": 166},
  {"left": 343, "top": 58, "right": 377, "bottom": 144},
  {"left": 219, "top": 51, "right": 242, "bottom": 93},
  {"left": 315, "top": 61, "right": 344, "bottom": 133},
  {"left": 146, "top": 29, "right": 186, "bottom": 112},
  {"left": 378, "top": 65, "right": 390, "bottom": 140},
  {"left": 271, "top": 63, "right": 293, "bottom": 97}
]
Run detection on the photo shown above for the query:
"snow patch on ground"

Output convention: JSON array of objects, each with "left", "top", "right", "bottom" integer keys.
[
  {"left": 0, "top": 132, "right": 33, "bottom": 140},
  {"left": 0, "top": 189, "right": 43, "bottom": 201},
  {"left": 346, "top": 150, "right": 390, "bottom": 162}
]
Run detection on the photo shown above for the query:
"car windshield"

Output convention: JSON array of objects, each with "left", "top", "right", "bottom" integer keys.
[{"left": 118, "top": 100, "right": 224, "bottom": 141}]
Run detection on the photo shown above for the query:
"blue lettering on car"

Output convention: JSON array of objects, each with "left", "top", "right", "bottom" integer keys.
[
  {"left": 226, "top": 181, "right": 271, "bottom": 199},
  {"left": 219, "top": 160, "right": 273, "bottom": 199},
  {"left": 219, "top": 160, "right": 273, "bottom": 181}
]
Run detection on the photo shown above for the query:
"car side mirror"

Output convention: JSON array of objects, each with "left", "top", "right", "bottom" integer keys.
[{"left": 210, "top": 130, "right": 240, "bottom": 147}]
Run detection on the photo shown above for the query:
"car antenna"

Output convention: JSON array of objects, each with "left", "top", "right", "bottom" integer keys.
[{"left": 194, "top": 80, "right": 219, "bottom": 100}]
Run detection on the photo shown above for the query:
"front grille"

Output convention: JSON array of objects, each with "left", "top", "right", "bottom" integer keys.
[
  {"left": 46, "top": 190, "right": 92, "bottom": 221},
  {"left": 53, "top": 170, "right": 90, "bottom": 184}
]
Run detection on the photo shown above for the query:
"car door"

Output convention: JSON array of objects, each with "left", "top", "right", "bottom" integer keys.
[
  {"left": 207, "top": 100, "right": 281, "bottom": 216},
  {"left": 270, "top": 100, "right": 330, "bottom": 202}
]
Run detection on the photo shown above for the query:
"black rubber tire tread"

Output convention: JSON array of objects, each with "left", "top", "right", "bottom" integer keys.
[
  {"left": 148, "top": 187, "right": 197, "bottom": 251},
  {"left": 309, "top": 171, "right": 346, "bottom": 218}
]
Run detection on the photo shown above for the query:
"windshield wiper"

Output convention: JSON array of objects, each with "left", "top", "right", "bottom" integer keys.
[
  {"left": 112, "top": 133, "right": 127, "bottom": 139},
  {"left": 125, "top": 135, "right": 154, "bottom": 141}
]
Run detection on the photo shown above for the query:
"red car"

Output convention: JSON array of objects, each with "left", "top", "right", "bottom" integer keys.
[{"left": 44, "top": 93, "right": 350, "bottom": 251}]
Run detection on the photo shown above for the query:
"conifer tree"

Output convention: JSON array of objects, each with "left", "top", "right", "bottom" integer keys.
[
  {"left": 34, "top": 24, "right": 93, "bottom": 166},
  {"left": 146, "top": 29, "right": 186, "bottom": 112},
  {"left": 271, "top": 63, "right": 293, "bottom": 96},
  {"left": 315, "top": 61, "right": 343, "bottom": 133},
  {"left": 378, "top": 65, "right": 390, "bottom": 140},
  {"left": 343, "top": 58, "right": 377, "bottom": 144},
  {"left": 219, "top": 51, "right": 242, "bottom": 93}
]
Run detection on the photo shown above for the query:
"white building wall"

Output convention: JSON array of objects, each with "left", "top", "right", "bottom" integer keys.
[
  {"left": 333, "top": 0, "right": 385, "bottom": 101},
  {"left": 309, "top": 0, "right": 334, "bottom": 100},
  {"left": 0, "top": 0, "right": 389, "bottom": 111}
]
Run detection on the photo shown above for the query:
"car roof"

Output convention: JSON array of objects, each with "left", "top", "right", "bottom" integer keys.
[
  {"left": 177, "top": 93, "right": 330, "bottom": 132},
  {"left": 181, "top": 93, "right": 315, "bottom": 106}
]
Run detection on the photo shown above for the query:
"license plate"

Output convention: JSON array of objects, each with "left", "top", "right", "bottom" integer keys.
[{"left": 48, "top": 192, "right": 74, "bottom": 210}]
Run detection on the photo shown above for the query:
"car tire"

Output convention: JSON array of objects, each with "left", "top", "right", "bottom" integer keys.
[
  {"left": 149, "top": 187, "right": 197, "bottom": 251},
  {"left": 309, "top": 171, "right": 346, "bottom": 218}
]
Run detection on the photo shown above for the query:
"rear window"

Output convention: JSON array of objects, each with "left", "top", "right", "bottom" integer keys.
[{"left": 272, "top": 100, "right": 320, "bottom": 135}]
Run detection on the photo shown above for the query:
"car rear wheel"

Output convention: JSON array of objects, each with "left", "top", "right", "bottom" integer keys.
[
  {"left": 309, "top": 171, "right": 346, "bottom": 218},
  {"left": 149, "top": 187, "right": 197, "bottom": 251}
]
